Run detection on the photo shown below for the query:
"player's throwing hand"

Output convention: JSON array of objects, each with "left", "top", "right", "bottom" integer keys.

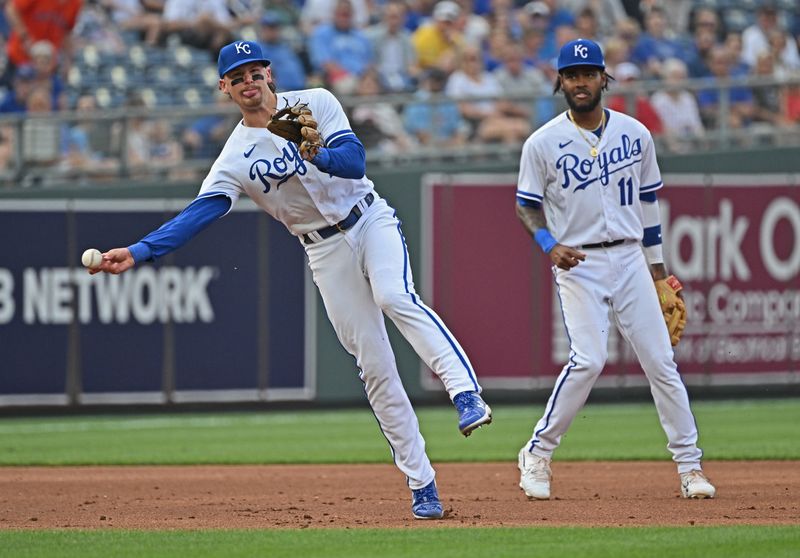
[{"left": 88, "top": 248, "right": 135, "bottom": 275}]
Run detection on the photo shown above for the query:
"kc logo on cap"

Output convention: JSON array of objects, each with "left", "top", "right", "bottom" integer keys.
[
  {"left": 557, "top": 38, "right": 605, "bottom": 72},
  {"left": 218, "top": 40, "right": 271, "bottom": 78}
]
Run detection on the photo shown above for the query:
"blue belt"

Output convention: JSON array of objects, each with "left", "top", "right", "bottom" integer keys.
[
  {"left": 303, "top": 193, "right": 374, "bottom": 244},
  {"left": 581, "top": 239, "right": 625, "bottom": 249}
]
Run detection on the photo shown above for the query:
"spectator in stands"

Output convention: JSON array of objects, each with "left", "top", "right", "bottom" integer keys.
[
  {"left": 573, "top": 6, "right": 605, "bottom": 45},
  {"left": 300, "top": 0, "right": 370, "bottom": 35},
  {"left": 365, "top": 1, "right": 419, "bottom": 92},
  {"left": 308, "top": 0, "right": 373, "bottom": 95},
  {"left": 455, "top": 0, "right": 490, "bottom": 47},
  {"left": 21, "top": 87, "right": 62, "bottom": 170},
  {"left": 612, "top": 16, "right": 640, "bottom": 53},
  {"left": 101, "top": 0, "right": 164, "bottom": 45},
  {"left": 687, "top": 6, "right": 723, "bottom": 43},
  {"left": 148, "top": 119, "right": 184, "bottom": 174},
  {"left": 412, "top": 0, "right": 466, "bottom": 73},
  {"left": 750, "top": 52, "right": 794, "bottom": 132},
  {"left": 0, "top": 125, "right": 14, "bottom": 175},
  {"left": 492, "top": 42, "right": 548, "bottom": 125},
  {"left": 518, "top": 1, "right": 557, "bottom": 64},
  {"left": 28, "top": 40, "right": 67, "bottom": 111},
  {"left": 520, "top": 27, "right": 553, "bottom": 80},
  {"left": 630, "top": 6, "right": 687, "bottom": 79},
  {"left": 606, "top": 61, "right": 663, "bottom": 136},
  {"left": 484, "top": 27, "right": 512, "bottom": 72},
  {"left": 560, "top": 0, "right": 626, "bottom": 42},
  {"left": 121, "top": 92, "right": 152, "bottom": 171},
  {"left": 484, "top": 0, "right": 519, "bottom": 45},
  {"left": 4, "top": 0, "right": 83, "bottom": 70},
  {"left": 257, "top": 11, "right": 308, "bottom": 92},
  {"left": 73, "top": 0, "right": 127, "bottom": 54},
  {"left": 741, "top": 1, "right": 799, "bottom": 70},
  {"left": 724, "top": 31, "right": 751, "bottom": 76},
  {"left": 0, "top": 64, "right": 35, "bottom": 113},
  {"left": 445, "top": 44, "right": 531, "bottom": 144},
  {"left": 650, "top": 57, "right": 704, "bottom": 151},
  {"left": 60, "top": 93, "right": 119, "bottom": 173},
  {"left": 696, "top": 45, "right": 755, "bottom": 131},
  {"left": 403, "top": 67, "right": 469, "bottom": 147},
  {"left": 534, "top": 0, "right": 575, "bottom": 35},
  {"left": 181, "top": 92, "right": 237, "bottom": 160},
  {"left": 156, "top": 0, "right": 233, "bottom": 56},
  {"left": 349, "top": 69, "right": 415, "bottom": 154},
  {"left": 768, "top": 29, "right": 800, "bottom": 78},
  {"left": 602, "top": 35, "right": 631, "bottom": 77},
  {"left": 684, "top": 24, "right": 719, "bottom": 79}
]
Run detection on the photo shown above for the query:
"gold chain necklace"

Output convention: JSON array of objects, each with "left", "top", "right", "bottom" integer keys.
[{"left": 568, "top": 110, "right": 606, "bottom": 157}]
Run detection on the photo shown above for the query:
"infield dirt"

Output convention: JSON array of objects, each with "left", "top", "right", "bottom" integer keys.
[{"left": 1, "top": 461, "right": 797, "bottom": 529}]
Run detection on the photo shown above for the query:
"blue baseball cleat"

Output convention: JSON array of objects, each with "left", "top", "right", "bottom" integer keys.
[
  {"left": 411, "top": 480, "right": 444, "bottom": 519},
  {"left": 453, "top": 391, "right": 492, "bottom": 437}
]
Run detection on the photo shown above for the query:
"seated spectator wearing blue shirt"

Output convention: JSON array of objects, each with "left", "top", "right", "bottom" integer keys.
[
  {"left": 0, "top": 65, "right": 36, "bottom": 113},
  {"left": 630, "top": 6, "right": 688, "bottom": 78},
  {"left": 257, "top": 11, "right": 308, "bottom": 92},
  {"left": 307, "top": 0, "right": 373, "bottom": 95},
  {"left": 696, "top": 45, "right": 754, "bottom": 131},
  {"left": 365, "top": 1, "right": 418, "bottom": 92},
  {"left": 403, "top": 68, "right": 469, "bottom": 147}
]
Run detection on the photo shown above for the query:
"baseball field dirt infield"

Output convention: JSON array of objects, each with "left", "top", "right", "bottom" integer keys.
[{"left": 1, "top": 461, "right": 797, "bottom": 529}]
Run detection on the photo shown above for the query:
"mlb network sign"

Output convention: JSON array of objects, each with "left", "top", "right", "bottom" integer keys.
[{"left": 0, "top": 200, "right": 307, "bottom": 402}]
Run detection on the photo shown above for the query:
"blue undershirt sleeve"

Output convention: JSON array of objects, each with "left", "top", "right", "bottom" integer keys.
[
  {"left": 127, "top": 194, "right": 232, "bottom": 263},
  {"left": 310, "top": 135, "right": 365, "bottom": 179}
]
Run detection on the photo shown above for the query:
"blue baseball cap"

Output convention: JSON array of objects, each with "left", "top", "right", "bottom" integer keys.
[
  {"left": 217, "top": 41, "right": 271, "bottom": 78},
  {"left": 557, "top": 38, "right": 605, "bottom": 72}
]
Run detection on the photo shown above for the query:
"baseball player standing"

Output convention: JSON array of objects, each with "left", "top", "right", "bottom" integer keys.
[
  {"left": 89, "top": 40, "right": 492, "bottom": 519},
  {"left": 514, "top": 39, "right": 715, "bottom": 500}
]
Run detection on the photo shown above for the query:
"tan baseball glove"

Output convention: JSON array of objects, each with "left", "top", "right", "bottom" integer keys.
[
  {"left": 267, "top": 101, "right": 322, "bottom": 160},
  {"left": 654, "top": 275, "right": 687, "bottom": 346}
]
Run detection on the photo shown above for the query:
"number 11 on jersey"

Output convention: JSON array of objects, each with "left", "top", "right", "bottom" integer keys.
[{"left": 618, "top": 177, "right": 633, "bottom": 206}]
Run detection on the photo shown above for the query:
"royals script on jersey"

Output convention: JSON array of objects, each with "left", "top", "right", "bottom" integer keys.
[
  {"left": 516, "top": 109, "right": 663, "bottom": 247},
  {"left": 198, "top": 88, "right": 375, "bottom": 236}
]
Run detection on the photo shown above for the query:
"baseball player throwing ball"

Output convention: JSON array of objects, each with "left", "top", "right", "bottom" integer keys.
[
  {"left": 88, "top": 41, "right": 491, "bottom": 519},
  {"left": 514, "top": 39, "right": 715, "bottom": 500}
]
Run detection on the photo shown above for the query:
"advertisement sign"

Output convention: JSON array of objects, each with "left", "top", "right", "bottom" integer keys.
[
  {"left": 422, "top": 174, "right": 799, "bottom": 389},
  {"left": 0, "top": 200, "right": 312, "bottom": 405}
]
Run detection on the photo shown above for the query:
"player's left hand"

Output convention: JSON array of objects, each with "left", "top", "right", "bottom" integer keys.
[
  {"left": 654, "top": 275, "right": 687, "bottom": 346},
  {"left": 549, "top": 244, "right": 586, "bottom": 270},
  {"left": 267, "top": 101, "right": 323, "bottom": 161}
]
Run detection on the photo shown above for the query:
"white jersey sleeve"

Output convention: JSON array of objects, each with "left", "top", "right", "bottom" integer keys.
[
  {"left": 516, "top": 122, "right": 556, "bottom": 206},
  {"left": 516, "top": 110, "right": 663, "bottom": 248},
  {"left": 196, "top": 123, "right": 250, "bottom": 215}
]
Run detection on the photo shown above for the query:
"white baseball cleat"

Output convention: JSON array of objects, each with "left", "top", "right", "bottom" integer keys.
[
  {"left": 680, "top": 470, "right": 716, "bottom": 499},
  {"left": 518, "top": 448, "right": 552, "bottom": 500}
]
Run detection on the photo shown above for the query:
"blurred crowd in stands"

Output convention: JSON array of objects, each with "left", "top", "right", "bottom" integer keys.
[{"left": 0, "top": 0, "right": 799, "bottom": 185}]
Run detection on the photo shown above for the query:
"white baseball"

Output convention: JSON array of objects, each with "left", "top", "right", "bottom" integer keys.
[{"left": 81, "top": 248, "right": 102, "bottom": 269}]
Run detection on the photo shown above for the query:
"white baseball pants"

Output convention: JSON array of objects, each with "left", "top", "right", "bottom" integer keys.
[
  {"left": 305, "top": 194, "right": 480, "bottom": 489},
  {"left": 525, "top": 241, "right": 704, "bottom": 473}
]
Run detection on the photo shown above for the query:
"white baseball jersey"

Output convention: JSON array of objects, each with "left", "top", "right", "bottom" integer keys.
[
  {"left": 516, "top": 107, "right": 705, "bottom": 478},
  {"left": 198, "top": 88, "right": 375, "bottom": 236},
  {"left": 199, "top": 86, "right": 482, "bottom": 491},
  {"left": 516, "top": 109, "right": 662, "bottom": 247}
]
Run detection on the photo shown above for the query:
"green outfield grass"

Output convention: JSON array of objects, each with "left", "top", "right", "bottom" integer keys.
[
  {"left": 1, "top": 399, "right": 798, "bottom": 557},
  {"left": 0, "top": 526, "right": 798, "bottom": 558},
  {"left": 0, "top": 399, "right": 797, "bottom": 465}
]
